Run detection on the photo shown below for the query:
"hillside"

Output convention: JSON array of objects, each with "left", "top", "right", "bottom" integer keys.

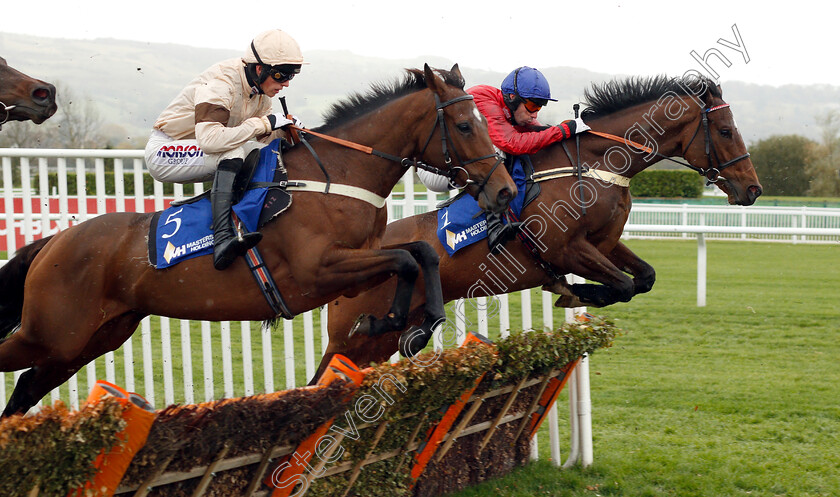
[{"left": 2, "top": 32, "right": 838, "bottom": 148}]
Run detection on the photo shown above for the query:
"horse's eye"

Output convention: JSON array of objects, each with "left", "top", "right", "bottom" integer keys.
[
  {"left": 720, "top": 128, "right": 732, "bottom": 138},
  {"left": 456, "top": 122, "right": 472, "bottom": 134}
]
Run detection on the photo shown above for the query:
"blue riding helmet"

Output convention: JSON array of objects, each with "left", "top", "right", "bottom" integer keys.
[{"left": 500, "top": 66, "right": 557, "bottom": 102}]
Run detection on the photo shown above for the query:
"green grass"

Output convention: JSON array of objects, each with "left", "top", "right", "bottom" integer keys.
[{"left": 448, "top": 239, "right": 840, "bottom": 497}]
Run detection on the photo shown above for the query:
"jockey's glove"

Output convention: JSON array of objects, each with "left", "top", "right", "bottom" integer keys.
[
  {"left": 268, "top": 114, "right": 304, "bottom": 131},
  {"left": 556, "top": 117, "right": 591, "bottom": 138}
]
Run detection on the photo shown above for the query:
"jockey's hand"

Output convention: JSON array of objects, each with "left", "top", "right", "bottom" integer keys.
[
  {"left": 268, "top": 114, "right": 294, "bottom": 130},
  {"left": 572, "top": 117, "right": 590, "bottom": 134},
  {"left": 557, "top": 117, "right": 591, "bottom": 138},
  {"left": 288, "top": 114, "right": 305, "bottom": 129},
  {"left": 268, "top": 114, "right": 304, "bottom": 131}
]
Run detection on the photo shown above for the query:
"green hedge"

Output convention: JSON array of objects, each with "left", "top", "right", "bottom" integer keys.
[
  {"left": 6, "top": 168, "right": 208, "bottom": 196},
  {"left": 629, "top": 170, "right": 703, "bottom": 198},
  {"left": 41, "top": 172, "right": 207, "bottom": 196},
  {"left": 0, "top": 398, "right": 127, "bottom": 497}
]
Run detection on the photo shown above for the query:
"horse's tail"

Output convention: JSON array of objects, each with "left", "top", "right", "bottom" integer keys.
[{"left": 0, "top": 236, "right": 53, "bottom": 339}]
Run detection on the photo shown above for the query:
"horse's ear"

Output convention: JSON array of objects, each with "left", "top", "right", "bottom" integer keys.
[
  {"left": 449, "top": 63, "right": 466, "bottom": 89},
  {"left": 424, "top": 63, "right": 446, "bottom": 94}
]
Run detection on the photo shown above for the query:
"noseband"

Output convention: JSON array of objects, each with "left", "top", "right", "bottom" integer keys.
[{"left": 678, "top": 103, "right": 751, "bottom": 185}]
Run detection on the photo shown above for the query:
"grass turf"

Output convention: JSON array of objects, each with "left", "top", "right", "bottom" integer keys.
[{"left": 447, "top": 239, "right": 840, "bottom": 497}]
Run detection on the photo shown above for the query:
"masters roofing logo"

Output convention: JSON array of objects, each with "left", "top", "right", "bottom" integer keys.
[
  {"left": 163, "top": 241, "right": 186, "bottom": 264},
  {"left": 445, "top": 229, "right": 467, "bottom": 250}
]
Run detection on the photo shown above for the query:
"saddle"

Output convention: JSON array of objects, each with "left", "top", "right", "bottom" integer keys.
[
  {"left": 170, "top": 147, "right": 264, "bottom": 208},
  {"left": 148, "top": 140, "right": 293, "bottom": 269}
]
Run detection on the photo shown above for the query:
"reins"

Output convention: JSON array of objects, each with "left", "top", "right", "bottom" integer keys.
[
  {"left": 288, "top": 92, "right": 503, "bottom": 194},
  {"left": 578, "top": 103, "right": 750, "bottom": 186}
]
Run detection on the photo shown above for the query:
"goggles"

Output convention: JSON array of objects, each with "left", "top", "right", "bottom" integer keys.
[
  {"left": 267, "top": 66, "right": 297, "bottom": 83},
  {"left": 522, "top": 98, "right": 547, "bottom": 113}
]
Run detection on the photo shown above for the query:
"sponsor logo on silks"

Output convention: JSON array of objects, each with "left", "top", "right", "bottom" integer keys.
[
  {"left": 446, "top": 229, "right": 465, "bottom": 250},
  {"left": 153, "top": 144, "right": 205, "bottom": 167},
  {"left": 445, "top": 219, "right": 488, "bottom": 251},
  {"left": 163, "top": 234, "right": 214, "bottom": 264}
]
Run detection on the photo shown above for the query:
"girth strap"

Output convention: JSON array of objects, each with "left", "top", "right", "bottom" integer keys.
[
  {"left": 532, "top": 167, "right": 631, "bottom": 188},
  {"left": 244, "top": 244, "right": 294, "bottom": 319}
]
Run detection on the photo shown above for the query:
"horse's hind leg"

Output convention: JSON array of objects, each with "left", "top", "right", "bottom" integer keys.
[
  {"left": 2, "top": 362, "right": 81, "bottom": 417},
  {"left": 1, "top": 312, "right": 144, "bottom": 417},
  {"left": 0, "top": 331, "right": 51, "bottom": 372}
]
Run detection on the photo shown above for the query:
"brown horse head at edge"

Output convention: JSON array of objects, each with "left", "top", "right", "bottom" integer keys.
[{"left": 0, "top": 56, "right": 57, "bottom": 128}]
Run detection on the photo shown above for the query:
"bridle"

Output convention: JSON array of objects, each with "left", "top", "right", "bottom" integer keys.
[
  {"left": 555, "top": 103, "right": 751, "bottom": 189},
  {"left": 416, "top": 93, "right": 504, "bottom": 194},
  {"left": 657, "top": 103, "right": 751, "bottom": 185},
  {"left": 0, "top": 101, "right": 16, "bottom": 131},
  {"left": 291, "top": 91, "right": 504, "bottom": 195}
]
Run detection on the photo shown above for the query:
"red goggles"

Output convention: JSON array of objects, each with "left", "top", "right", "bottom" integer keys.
[{"left": 522, "top": 98, "right": 546, "bottom": 113}]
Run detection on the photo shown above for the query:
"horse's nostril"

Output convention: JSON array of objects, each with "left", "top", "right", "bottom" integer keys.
[
  {"left": 497, "top": 188, "right": 512, "bottom": 204},
  {"left": 32, "top": 87, "right": 50, "bottom": 101}
]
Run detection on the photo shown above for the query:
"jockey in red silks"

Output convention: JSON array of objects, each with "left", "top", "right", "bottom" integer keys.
[{"left": 418, "top": 66, "right": 589, "bottom": 254}]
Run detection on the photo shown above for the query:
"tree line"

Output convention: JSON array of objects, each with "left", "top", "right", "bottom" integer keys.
[{"left": 749, "top": 110, "right": 840, "bottom": 197}]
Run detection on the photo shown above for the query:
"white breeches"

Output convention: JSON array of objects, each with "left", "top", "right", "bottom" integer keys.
[{"left": 144, "top": 129, "right": 264, "bottom": 184}]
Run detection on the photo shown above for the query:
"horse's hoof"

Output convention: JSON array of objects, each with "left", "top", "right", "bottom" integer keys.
[
  {"left": 399, "top": 327, "right": 433, "bottom": 358},
  {"left": 349, "top": 315, "right": 372, "bottom": 337},
  {"left": 553, "top": 295, "right": 585, "bottom": 308}
]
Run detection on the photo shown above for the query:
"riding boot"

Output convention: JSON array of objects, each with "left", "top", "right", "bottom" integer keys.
[
  {"left": 211, "top": 158, "right": 263, "bottom": 270},
  {"left": 486, "top": 211, "right": 522, "bottom": 255}
]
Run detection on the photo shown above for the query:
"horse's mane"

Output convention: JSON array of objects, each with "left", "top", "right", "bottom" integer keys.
[
  {"left": 581, "top": 75, "right": 721, "bottom": 119},
  {"left": 316, "top": 67, "right": 465, "bottom": 132}
]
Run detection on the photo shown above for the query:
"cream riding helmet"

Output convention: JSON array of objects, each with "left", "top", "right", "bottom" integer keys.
[{"left": 244, "top": 29, "right": 305, "bottom": 94}]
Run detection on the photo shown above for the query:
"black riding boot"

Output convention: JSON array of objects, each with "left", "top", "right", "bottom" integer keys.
[
  {"left": 211, "top": 158, "right": 262, "bottom": 270},
  {"left": 485, "top": 212, "right": 521, "bottom": 255}
]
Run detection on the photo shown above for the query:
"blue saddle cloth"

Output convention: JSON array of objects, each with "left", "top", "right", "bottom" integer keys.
[
  {"left": 149, "top": 140, "right": 283, "bottom": 269},
  {"left": 436, "top": 157, "right": 528, "bottom": 256}
]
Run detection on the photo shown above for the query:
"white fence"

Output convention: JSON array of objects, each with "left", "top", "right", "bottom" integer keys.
[
  {"left": 1, "top": 148, "right": 596, "bottom": 466},
  {"left": 4, "top": 148, "right": 840, "bottom": 466},
  {"left": 624, "top": 203, "right": 840, "bottom": 244}
]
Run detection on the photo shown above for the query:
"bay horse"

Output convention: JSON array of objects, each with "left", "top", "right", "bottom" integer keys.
[
  {"left": 316, "top": 75, "right": 762, "bottom": 379},
  {"left": 0, "top": 56, "right": 57, "bottom": 128},
  {"left": 0, "top": 64, "right": 517, "bottom": 416}
]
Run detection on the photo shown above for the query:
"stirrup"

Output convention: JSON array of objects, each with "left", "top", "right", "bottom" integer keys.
[
  {"left": 487, "top": 221, "right": 522, "bottom": 255},
  {"left": 213, "top": 231, "right": 262, "bottom": 270}
]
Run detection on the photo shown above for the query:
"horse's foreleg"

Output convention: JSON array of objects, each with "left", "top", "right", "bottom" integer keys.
[
  {"left": 542, "top": 277, "right": 587, "bottom": 308},
  {"left": 562, "top": 242, "right": 636, "bottom": 307},
  {"left": 607, "top": 241, "right": 656, "bottom": 296},
  {"left": 388, "top": 241, "right": 444, "bottom": 358},
  {"left": 308, "top": 248, "right": 418, "bottom": 341}
]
